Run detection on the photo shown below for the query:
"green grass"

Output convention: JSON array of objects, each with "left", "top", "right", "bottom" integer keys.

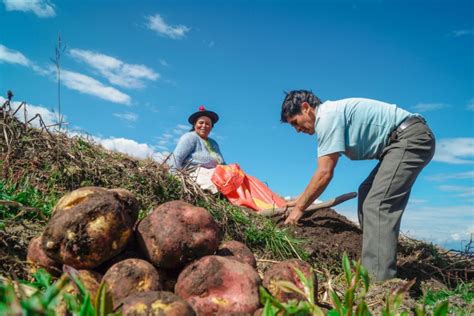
[
  {"left": 0, "top": 180, "right": 58, "bottom": 221},
  {"left": 198, "top": 198, "right": 308, "bottom": 260},
  {"left": 421, "top": 282, "right": 474, "bottom": 315}
]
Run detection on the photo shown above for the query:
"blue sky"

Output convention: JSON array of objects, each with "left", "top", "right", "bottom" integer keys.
[{"left": 1, "top": 0, "right": 473, "bottom": 250}]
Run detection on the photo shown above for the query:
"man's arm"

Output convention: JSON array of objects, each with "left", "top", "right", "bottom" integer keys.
[{"left": 284, "top": 153, "right": 340, "bottom": 225}]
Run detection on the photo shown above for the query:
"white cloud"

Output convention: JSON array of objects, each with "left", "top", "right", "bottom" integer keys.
[
  {"left": 155, "top": 125, "right": 189, "bottom": 150},
  {"left": 96, "top": 137, "right": 155, "bottom": 159},
  {"left": 173, "top": 124, "right": 190, "bottom": 135},
  {"left": 61, "top": 69, "right": 131, "bottom": 105},
  {"left": 146, "top": 14, "right": 190, "bottom": 39},
  {"left": 0, "top": 44, "right": 131, "bottom": 105},
  {"left": 159, "top": 59, "right": 169, "bottom": 67},
  {"left": 467, "top": 98, "right": 474, "bottom": 111},
  {"left": 434, "top": 138, "right": 474, "bottom": 164},
  {"left": 114, "top": 112, "right": 138, "bottom": 122},
  {"left": 0, "top": 96, "right": 60, "bottom": 128},
  {"left": 0, "top": 44, "right": 31, "bottom": 66},
  {"left": 452, "top": 29, "right": 474, "bottom": 37},
  {"left": 402, "top": 204, "right": 474, "bottom": 248},
  {"left": 152, "top": 151, "right": 171, "bottom": 164},
  {"left": 426, "top": 171, "right": 474, "bottom": 181},
  {"left": 412, "top": 102, "right": 449, "bottom": 112},
  {"left": 437, "top": 185, "right": 474, "bottom": 197},
  {"left": 89, "top": 135, "right": 170, "bottom": 164},
  {"left": 69, "top": 49, "right": 159, "bottom": 89},
  {"left": 3, "top": 0, "right": 55, "bottom": 17}
]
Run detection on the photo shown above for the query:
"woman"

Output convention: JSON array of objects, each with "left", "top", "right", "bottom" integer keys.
[
  {"left": 170, "top": 105, "right": 286, "bottom": 211},
  {"left": 170, "top": 105, "right": 225, "bottom": 193}
]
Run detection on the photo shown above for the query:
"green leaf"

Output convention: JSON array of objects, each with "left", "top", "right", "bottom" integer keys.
[
  {"left": 95, "top": 282, "right": 114, "bottom": 316},
  {"left": 259, "top": 286, "right": 285, "bottom": 310},
  {"left": 262, "top": 300, "right": 278, "bottom": 316},
  {"left": 433, "top": 300, "right": 449, "bottom": 316},
  {"left": 79, "top": 293, "right": 95, "bottom": 316},
  {"left": 40, "top": 275, "right": 69, "bottom": 308},
  {"left": 344, "top": 287, "right": 354, "bottom": 311},
  {"left": 414, "top": 304, "right": 426, "bottom": 316},
  {"left": 330, "top": 289, "right": 343, "bottom": 314},
  {"left": 356, "top": 302, "right": 370, "bottom": 316},
  {"left": 359, "top": 265, "right": 370, "bottom": 292},
  {"left": 328, "top": 309, "right": 342, "bottom": 316},
  {"left": 63, "top": 293, "right": 81, "bottom": 312},
  {"left": 342, "top": 253, "right": 352, "bottom": 286},
  {"left": 32, "top": 269, "right": 52, "bottom": 289},
  {"left": 276, "top": 280, "right": 306, "bottom": 297}
]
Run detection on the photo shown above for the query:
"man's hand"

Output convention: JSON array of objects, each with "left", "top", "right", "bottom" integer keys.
[
  {"left": 284, "top": 207, "right": 304, "bottom": 225},
  {"left": 285, "top": 199, "right": 297, "bottom": 208}
]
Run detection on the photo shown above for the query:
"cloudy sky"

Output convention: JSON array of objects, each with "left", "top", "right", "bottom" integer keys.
[{"left": 1, "top": 0, "right": 473, "bottom": 250}]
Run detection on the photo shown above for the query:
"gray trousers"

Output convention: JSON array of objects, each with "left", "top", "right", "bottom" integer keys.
[{"left": 357, "top": 121, "right": 435, "bottom": 281}]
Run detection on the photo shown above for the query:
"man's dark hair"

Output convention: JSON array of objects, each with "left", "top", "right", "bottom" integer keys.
[{"left": 280, "top": 90, "right": 322, "bottom": 122}]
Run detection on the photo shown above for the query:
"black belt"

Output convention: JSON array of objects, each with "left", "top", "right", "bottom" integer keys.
[{"left": 389, "top": 116, "right": 426, "bottom": 142}]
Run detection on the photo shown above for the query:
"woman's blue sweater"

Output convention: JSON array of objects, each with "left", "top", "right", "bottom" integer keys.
[{"left": 169, "top": 131, "right": 225, "bottom": 169}]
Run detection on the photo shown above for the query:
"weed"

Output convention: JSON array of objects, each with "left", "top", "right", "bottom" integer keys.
[
  {"left": 0, "top": 268, "right": 120, "bottom": 315},
  {"left": 260, "top": 253, "right": 454, "bottom": 316}
]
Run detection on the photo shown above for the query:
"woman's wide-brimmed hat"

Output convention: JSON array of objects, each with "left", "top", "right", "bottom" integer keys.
[{"left": 188, "top": 105, "right": 219, "bottom": 125}]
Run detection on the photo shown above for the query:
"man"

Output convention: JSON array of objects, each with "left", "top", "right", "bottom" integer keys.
[{"left": 280, "top": 90, "right": 435, "bottom": 281}]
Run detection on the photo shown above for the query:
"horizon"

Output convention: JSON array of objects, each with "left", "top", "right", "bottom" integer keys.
[{"left": 0, "top": 0, "right": 473, "bottom": 251}]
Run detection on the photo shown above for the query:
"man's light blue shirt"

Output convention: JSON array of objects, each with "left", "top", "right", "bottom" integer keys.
[{"left": 315, "top": 98, "right": 413, "bottom": 160}]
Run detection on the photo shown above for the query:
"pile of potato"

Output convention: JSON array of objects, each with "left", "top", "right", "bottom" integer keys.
[{"left": 27, "top": 186, "right": 317, "bottom": 315}]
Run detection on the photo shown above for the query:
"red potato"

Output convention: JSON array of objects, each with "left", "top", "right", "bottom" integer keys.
[
  {"left": 262, "top": 259, "right": 317, "bottom": 303},
  {"left": 136, "top": 201, "right": 222, "bottom": 268},
  {"left": 26, "top": 235, "right": 62, "bottom": 276},
  {"left": 102, "top": 258, "right": 164, "bottom": 308},
  {"left": 217, "top": 240, "right": 257, "bottom": 268},
  {"left": 42, "top": 187, "right": 137, "bottom": 269},
  {"left": 175, "top": 255, "right": 261, "bottom": 315},
  {"left": 121, "top": 291, "right": 195, "bottom": 316}
]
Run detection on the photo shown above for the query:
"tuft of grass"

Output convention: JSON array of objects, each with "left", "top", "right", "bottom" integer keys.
[
  {"left": 1, "top": 269, "right": 120, "bottom": 316},
  {"left": 199, "top": 198, "right": 308, "bottom": 260},
  {"left": 420, "top": 282, "right": 474, "bottom": 315},
  {"left": 0, "top": 180, "right": 58, "bottom": 221}
]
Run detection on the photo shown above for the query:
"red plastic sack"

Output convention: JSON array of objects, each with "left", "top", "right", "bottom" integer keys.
[{"left": 211, "top": 164, "right": 286, "bottom": 211}]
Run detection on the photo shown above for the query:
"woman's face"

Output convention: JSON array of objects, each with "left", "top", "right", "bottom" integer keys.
[{"left": 194, "top": 116, "right": 213, "bottom": 139}]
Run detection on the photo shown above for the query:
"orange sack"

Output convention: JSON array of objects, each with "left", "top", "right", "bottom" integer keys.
[{"left": 211, "top": 164, "right": 286, "bottom": 211}]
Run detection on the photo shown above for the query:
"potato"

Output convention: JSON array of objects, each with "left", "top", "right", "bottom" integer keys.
[
  {"left": 26, "top": 235, "right": 62, "bottom": 276},
  {"left": 109, "top": 188, "right": 140, "bottom": 224},
  {"left": 262, "top": 259, "right": 317, "bottom": 303},
  {"left": 96, "top": 234, "right": 145, "bottom": 274},
  {"left": 103, "top": 258, "right": 164, "bottom": 308},
  {"left": 121, "top": 291, "right": 195, "bottom": 316},
  {"left": 136, "top": 201, "right": 222, "bottom": 268},
  {"left": 42, "top": 187, "right": 136, "bottom": 269},
  {"left": 217, "top": 240, "right": 257, "bottom": 268},
  {"left": 175, "top": 255, "right": 261, "bottom": 315}
]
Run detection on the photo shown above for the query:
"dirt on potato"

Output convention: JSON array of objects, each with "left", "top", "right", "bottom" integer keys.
[
  {"left": 217, "top": 240, "right": 257, "bottom": 268},
  {"left": 263, "top": 259, "right": 316, "bottom": 303},
  {"left": 102, "top": 258, "right": 164, "bottom": 308},
  {"left": 175, "top": 255, "right": 261, "bottom": 315},
  {"left": 121, "top": 291, "right": 195, "bottom": 316}
]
